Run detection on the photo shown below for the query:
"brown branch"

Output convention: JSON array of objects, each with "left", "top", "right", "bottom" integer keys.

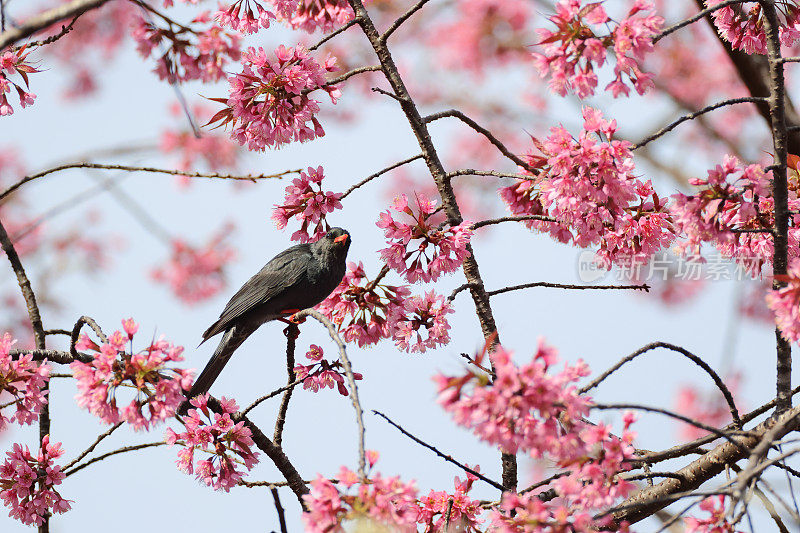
[
  {"left": 309, "top": 19, "right": 358, "bottom": 51},
  {"left": 64, "top": 442, "right": 165, "bottom": 477},
  {"left": 379, "top": 0, "right": 432, "bottom": 43},
  {"left": 0, "top": 0, "right": 111, "bottom": 50},
  {"left": 62, "top": 422, "right": 124, "bottom": 471},
  {"left": 10, "top": 348, "right": 88, "bottom": 364},
  {"left": 240, "top": 379, "right": 303, "bottom": 418},
  {"left": 449, "top": 281, "right": 650, "bottom": 302},
  {"left": 652, "top": 0, "right": 747, "bottom": 43},
  {"left": 471, "top": 215, "right": 556, "bottom": 229},
  {"left": 423, "top": 109, "right": 535, "bottom": 173},
  {"left": 71, "top": 315, "right": 107, "bottom": 360},
  {"left": 274, "top": 324, "right": 299, "bottom": 447},
  {"left": 271, "top": 488, "right": 289, "bottom": 533},
  {"left": 0, "top": 163, "right": 297, "bottom": 202},
  {"left": 446, "top": 169, "right": 534, "bottom": 180},
  {"left": 348, "top": 0, "right": 517, "bottom": 489},
  {"left": 581, "top": 342, "right": 741, "bottom": 429},
  {"left": 340, "top": 154, "right": 423, "bottom": 199}
]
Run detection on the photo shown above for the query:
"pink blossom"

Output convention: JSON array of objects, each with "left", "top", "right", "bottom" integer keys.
[
  {"left": 501, "top": 107, "right": 673, "bottom": 269},
  {"left": 289, "top": 0, "right": 354, "bottom": 34},
  {"left": 0, "top": 435, "right": 71, "bottom": 526},
  {"left": 0, "top": 47, "right": 40, "bottom": 116},
  {"left": 767, "top": 258, "right": 800, "bottom": 343},
  {"left": 166, "top": 394, "right": 258, "bottom": 491},
  {"left": 684, "top": 495, "right": 742, "bottom": 533},
  {"left": 674, "top": 372, "right": 742, "bottom": 440},
  {"left": 378, "top": 193, "right": 473, "bottom": 283},
  {"left": 533, "top": 0, "right": 662, "bottom": 99},
  {"left": 0, "top": 333, "right": 50, "bottom": 431},
  {"left": 317, "top": 262, "right": 411, "bottom": 347},
  {"left": 393, "top": 291, "right": 452, "bottom": 353},
  {"left": 131, "top": 18, "right": 241, "bottom": 83},
  {"left": 293, "top": 343, "right": 362, "bottom": 396},
  {"left": 707, "top": 1, "right": 800, "bottom": 56},
  {"left": 216, "top": 0, "right": 275, "bottom": 34},
  {"left": 670, "top": 155, "right": 799, "bottom": 277},
  {"left": 303, "top": 466, "right": 419, "bottom": 532},
  {"left": 209, "top": 45, "right": 339, "bottom": 151},
  {"left": 70, "top": 319, "right": 192, "bottom": 430},
  {"left": 272, "top": 166, "right": 343, "bottom": 242},
  {"left": 151, "top": 223, "right": 237, "bottom": 304},
  {"left": 417, "top": 470, "right": 482, "bottom": 532}
]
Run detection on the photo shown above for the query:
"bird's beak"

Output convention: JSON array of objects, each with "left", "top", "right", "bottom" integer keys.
[{"left": 334, "top": 234, "right": 349, "bottom": 244}]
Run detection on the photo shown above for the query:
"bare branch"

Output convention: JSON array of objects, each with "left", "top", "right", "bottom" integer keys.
[
  {"left": 471, "top": 215, "right": 556, "bottom": 229},
  {"left": 240, "top": 379, "right": 304, "bottom": 418},
  {"left": 0, "top": 0, "right": 111, "bottom": 50},
  {"left": 274, "top": 325, "right": 299, "bottom": 447},
  {"left": 272, "top": 488, "right": 289, "bottom": 533},
  {"left": 64, "top": 442, "right": 165, "bottom": 477},
  {"left": 379, "top": 0, "right": 432, "bottom": 43},
  {"left": 309, "top": 19, "right": 358, "bottom": 51},
  {"left": 340, "top": 154, "right": 423, "bottom": 199},
  {"left": 653, "top": 0, "right": 747, "bottom": 43},
  {"left": 62, "top": 422, "right": 124, "bottom": 471}
]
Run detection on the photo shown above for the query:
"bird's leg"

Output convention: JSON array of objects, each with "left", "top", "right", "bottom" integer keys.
[{"left": 283, "top": 322, "right": 300, "bottom": 340}]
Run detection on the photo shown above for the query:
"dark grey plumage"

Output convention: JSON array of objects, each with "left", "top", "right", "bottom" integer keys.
[{"left": 182, "top": 228, "right": 351, "bottom": 408}]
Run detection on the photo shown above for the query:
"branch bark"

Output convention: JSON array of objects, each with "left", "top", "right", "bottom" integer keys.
[{"left": 0, "top": 0, "right": 112, "bottom": 50}]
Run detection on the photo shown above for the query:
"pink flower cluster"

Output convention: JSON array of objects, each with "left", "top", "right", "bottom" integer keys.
[
  {"left": 0, "top": 435, "right": 70, "bottom": 526},
  {"left": 0, "top": 46, "right": 39, "bottom": 116},
  {"left": 303, "top": 458, "right": 420, "bottom": 532},
  {"left": 151, "top": 224, "right": 237, "bottom": 304},
  {"left": 272, "top": 166, "right": 343, "bottom": 242},
  {"left": 767, "top": 258, "right": 800, "bottom": 343},
  {"left": 532, "top": 0, "right": 662, "bottom": 98},
  {"left": 392, "top": 291, "right": 452, "bottom": 353},
  {"left": 670, "top": 155, "right": 800, "bottom": 277},
  {"left": 501, "top": 107, "right": 674, "bottom": 268},
  {"left": 708, "top": 1, "right": 800, "bottom": 55},
  {"left": 417, "top": 470, "right": 482, "bottom": 532},
  {"left": 216, "top": 0, "right": 276, "bottom": 34},
  {"left": 318, "top": 262, "right": 453, "bottom": 352},
  {"left": 211, "top": 45, "right": 340, "bottom": 151},
  {"left": 70, "top": 319, "right": 193, "bottom": 431},
  {"left": 294, "top": 344, "right": 363, "bottom": 395},
  {"left": 674, "top": 372, "right": 742, "bottom": 440},
  {"left": 378, "top": 194, "right": 473, "bottom": 283},
  {"left": 166, "top": 395, "right": 258, "bottom": 491},
  {"left": 318, "top": 262, "right": 411, "bottom": 347},
  {"left": 131, "top": 17, "right": 241, "bottom": 83},
  {"left": 684, "top": 495, "right": 742, "bottom": 533},
  {"left": 436, "top": 340, "right": 638, "bottom": 531},
  {"left": 0, "top": 333, "right": 50, "bottom": 431},
  {"left": 289, "top": 0, "right": 354, "bottom": 34}
]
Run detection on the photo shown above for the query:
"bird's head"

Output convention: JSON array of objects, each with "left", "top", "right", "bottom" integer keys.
[{"left": 313, "top": 227, "right": 351, "bottom": 260}]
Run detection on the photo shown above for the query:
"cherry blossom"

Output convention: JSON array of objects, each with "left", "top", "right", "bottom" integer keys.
[
  {"left": 151, "top": 223, "right": 237, "bottom": 304},
  {"left": 317, "top": 262, "right": 411, "bottom": 347},
  {"left": 0, "top": 333, "right": 50, "bottom": 431},
  {"left": 393, "top": 291, "right": 452, "bottom": 353},
  {"left": 378, "top": 193, "right": 473, "bottom": 283},
  {"left": 674, "top": 372, "right": 742, "bottom": 440},
  {"left": 208, "top": 45, "right": 340, "bottom": 151},
  {"left": 166, "top": 394, "right": 258, "bottom": 491},
  {"left": 272, "top": 166, "right": 343, "bottom": 243},
  {"left": 294, "top": 343, "right": 362, "bottom": 395},
  {"left": 417, "top": 470, "right": 482, "bottom": 532},
  {"left": 303, "top": 465, "right": 419, "bottom": 532},
  {"left": 707, "top": 1, "right": 800, "bottom": 56},
  {"left": 670, "top": 155, "right": 800, "bottom": 277},
  {"left": 216, "top": 0, "right": 275, "bottom": 34},
  {"left": 0, "top": 435, "right": 70, "bottom": 526},
  {"left": 131, "top": 17, "right": 241, "bottom": 83},
  {"left": 500, "top": 107, "right": 673, "bottom": 269},
  {"left": 532, "top": 0, "right": 662, "bottom": 99},
  {"left": 70, "top": 319, "right": 193, "bottom": 430},
  {"left": 684, "top": 495, "right": 742, "bottom": 533},
  {"left": 767, "top": 258, "right": 800, "bottom": 343},
  {"left": 0, "top": 46, "right": 39, "bottom": 116},
  {"left": 289, "top": 0, "right": 354, "bottom": 34}
]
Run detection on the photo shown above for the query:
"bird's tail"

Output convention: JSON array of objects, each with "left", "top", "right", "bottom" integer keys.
[{"left": 178, "top": 326, "right": 252, "bottom": 415}]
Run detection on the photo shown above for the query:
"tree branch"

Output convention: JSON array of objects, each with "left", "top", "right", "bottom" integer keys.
[{"left": 0, "top": 0, "right": 111, "bottom": 50}]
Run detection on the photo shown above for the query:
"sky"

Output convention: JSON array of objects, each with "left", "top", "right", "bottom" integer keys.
[{"left": 0, "top": 3, "right": 796, "bottom": 532}]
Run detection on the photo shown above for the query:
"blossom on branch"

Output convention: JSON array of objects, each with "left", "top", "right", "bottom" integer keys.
[
  {"left": 207, "top": 45, "right": 340, "bottom": 151},
  {"left": 317, "top": 262, "right": 411, "bottom": 347},
  {"left": 532, "top": 0, "right": 662, "bottom": 98},
  {"left": 707, "top": 1, "right": 800, "bottom": 55},
  {"left": 151, "top": 223, "right": 237, "bottom": 304},
  {"left": 0, "top": 334, "right": 50, "bottom": 431},
  {"left": 294, "top": 343, "right": 362, "bottom": 395},
  {"left": 684, "top": 495, "right": 742, "bottom": 533},
  {"left": 70, "top": 319, "right": 193, "bottom": 430},
  {"left": 0, "top": 435, "right": 70, "bottom": 526},
  {"left": 272, "top": 166, "right": 343, "bottom": 243},
  {"left": 500, "top": 107, "right": 673, "bottom": 268},
  {"left": 378, "top": 193, "right": 473, "bottom": 283},
  {"left": 0, "top": 46, "right": 39, "bottom": 116},
  {"left": 166, "top": 394, "right": 258, "bottom": 491},
  {"left": 393, "top": 291, "right": 452, "bottom": 353},
  {"left": 417, "top": 470, "right": 482, "bottom": 532}
]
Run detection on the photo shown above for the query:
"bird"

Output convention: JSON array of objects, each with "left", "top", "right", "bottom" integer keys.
[{"left": 179, "top": 227, "right": 351, "bottom": 412}]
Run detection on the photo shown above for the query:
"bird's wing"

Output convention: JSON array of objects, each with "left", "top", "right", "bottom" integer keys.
[{"left": 201, "top": 243, "right": 312, "bottom": 341}]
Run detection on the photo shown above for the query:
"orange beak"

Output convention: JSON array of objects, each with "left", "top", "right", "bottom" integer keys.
[{"left": 334, "top": 234, "right": 349, "bottom": 244}]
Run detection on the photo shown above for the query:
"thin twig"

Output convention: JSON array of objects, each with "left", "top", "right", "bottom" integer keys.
[
  {"left": 274, "top": 325, "right": 299, "bottom": 447},
  {"left": 373, "top": 410, "right": 507, "bottom": 492},
  {"left": 62, "top": 423, "right": 124, "bottom": 471},
  {"left": 471, "top": 215, "right": 556, "bottom": 229},
  {"left": 653, "top": 0, "right": 747, "bottom": 43},
  {"left": 632, "top": 97, "right": 768, "bottom": 150},
  {"left": 71, "top": 315, "right": 108, "bottom": 361},
  {"left": 379, "top": 0, "right": 432, "bottom": 43},
  {"left": 240, "top": 379, "right": 304, "bottom": 418},
  {"left": 309, "top": 18, "right": 358, "bottom": 51},
  {"left": 64, "top": 442, "right": 165, "bottom": 477},
  {"left": 423, "top": 109, "right": 536, "bottom": 173},
  {"left": 446, "top": 169, "right": 534, "bottom": 180},
  {"left": 0, "top": 0, "right": 111, "bottom": 50},
  {"left": 0, "top": 163, "right": 297, "bottom": 201},
  {"left": 294, "top": 309, "right": 366, "bottom": 479},
  {"left": 581, "top": 342, "right": 741, "bottom": 429},
  {"left": 340, "top": 154, "right": 423, "bottom": 199},
  {"left": 271, "top": 488, "right": 289, "bottom": 533}
]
